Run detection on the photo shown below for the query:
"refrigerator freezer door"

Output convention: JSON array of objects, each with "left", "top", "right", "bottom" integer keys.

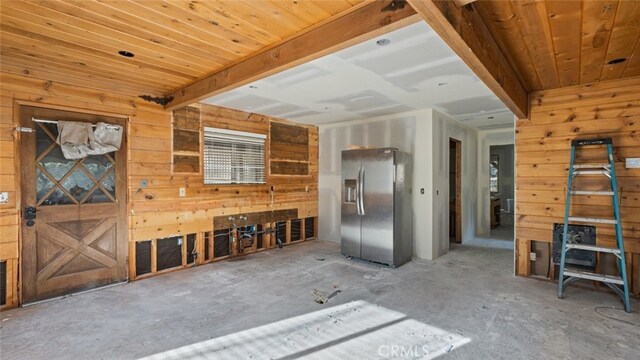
[
  {"left": 341, "top": 151, "right": 361, "bottom": 258},
  {"left": 360, "top": 149, "right": 395, "bottom": 265},
  {"left": 393, "top": 150, "right": 413, "bottom": 266}
]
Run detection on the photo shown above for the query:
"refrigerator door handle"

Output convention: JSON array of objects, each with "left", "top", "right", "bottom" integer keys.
[
  {"left": 356, "top": 168, "right": 362, "bottom": 215},
  {"left": 359, "top": 168, "right": 365, "bottom": 215}
]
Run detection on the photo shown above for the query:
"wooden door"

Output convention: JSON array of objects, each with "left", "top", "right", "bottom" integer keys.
[{"left": 20, "top": 106, "right": 127, "bottom": 303}]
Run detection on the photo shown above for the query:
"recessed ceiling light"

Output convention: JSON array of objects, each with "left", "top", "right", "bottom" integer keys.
[
  {"left": 376, "top": 38, "right": 391, "bottom": 46},
  {"left": 118, "top": 50, "right": 134, "bottom": 58},
  {"left": 607, "top": 58, "right": 626, "bottom": 65},
  {"left": 438, "top": 82, "right": 448, "bottom": 86},
  {"left": 248, "top": 85, "right": 258, "bottom": 89}
]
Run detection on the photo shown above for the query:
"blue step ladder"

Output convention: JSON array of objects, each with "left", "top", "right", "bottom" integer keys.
[{"left": 557, "top": 138, "right": 631, "bottom": 313}]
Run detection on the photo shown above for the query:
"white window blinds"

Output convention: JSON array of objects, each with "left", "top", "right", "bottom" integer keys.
[{"left": 203, "top": 127, "right": 266, "bottom": 184}]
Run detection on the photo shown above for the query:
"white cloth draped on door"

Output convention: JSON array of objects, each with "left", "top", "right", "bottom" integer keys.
[{"left": 56, "top": 121, "right": 123, "bottom": 159}]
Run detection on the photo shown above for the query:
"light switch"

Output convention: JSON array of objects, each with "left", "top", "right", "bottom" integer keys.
[
  {"left": 0, "top": 192, "right": 8, "bottom": 204},
  {"left": 179, "top": 188, "right": 186, "bottom": 197}
]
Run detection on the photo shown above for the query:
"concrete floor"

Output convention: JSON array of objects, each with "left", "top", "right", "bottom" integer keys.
[
  {"left": 488, "top": 224, "right": 514, "bottom": 241},
  {"left": 463, "top": 236, "right": 513, "bottom": 250},
  {"left": 1, "top": 240, "right": 638, "bottom": 359}
]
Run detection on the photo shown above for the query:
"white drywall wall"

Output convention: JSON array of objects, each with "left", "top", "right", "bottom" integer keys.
[
  {"left": 429, "top": 110, "right": 479, "bottom": 258},
  {"left": 410, "top": 111, "right": 434, "bottom": 261},
  {"left": 476, "top": 128, "right": 516, "bottom": 236},
  {"left": 318, "top": 108, "right": 480, "bottom": 261},
  {"left": 318, "top": 110, "right": 420, "bottom": 244}
]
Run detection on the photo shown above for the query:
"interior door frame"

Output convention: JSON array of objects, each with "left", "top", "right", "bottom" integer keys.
[
  {"left": 450, "top": 138, "right": 462, "bottom": 243},
  {"left": 16, "top": 100, "right": 129, "bottom": 305}
]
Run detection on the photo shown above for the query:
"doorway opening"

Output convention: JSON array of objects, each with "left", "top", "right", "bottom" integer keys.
[
  {"left": 488, "top": 144, "right": 514, "bottom": 242},
  {"left": 449, "top": 138, "right": 461, "bottom": 244}
]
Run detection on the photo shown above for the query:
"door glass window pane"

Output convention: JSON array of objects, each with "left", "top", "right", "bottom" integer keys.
[
  {"left": 85, "top": 188, "right": 110, "bottom": 204},
  {"left": 36, "top": 130, "right": 53, "bottom": 157},
  {"left": 62, "top": 168, "right": 95, "bottom": 201},
  {"left": 101, "top": 172, "right": 116, "bottom": 198},
  {"left": 82, "top": 155, "right": 113, "bottom": 180},
  {"left": 34, "top": 121, "right": 117, "bottom": 206},
  {"left": 43, "top": 188, "right": 74, "bottom": 205},
  {"left": 41, "top": 123, "right": 58, "bottom": 137},
  {"left": 40, "top": 146, "right": 75, "bottom": 181},
  {"left": 36, "top": 168, "right": 54, "bottom": 202}
]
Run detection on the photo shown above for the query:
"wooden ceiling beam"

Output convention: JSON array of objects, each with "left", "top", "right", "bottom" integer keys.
[
  {"left": 406, "top": 0, "right": 528, "bottom": 118},
  {"left": 452, "top": 0, "right": 477, "bottom": 7},
  {"left": 164, "top": 0, "right": 419, "bottom": 110}
]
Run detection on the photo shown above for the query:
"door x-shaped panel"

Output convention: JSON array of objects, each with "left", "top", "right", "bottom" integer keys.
[{"left": 36, "top": 218, "right": 118, "bottom": 282}]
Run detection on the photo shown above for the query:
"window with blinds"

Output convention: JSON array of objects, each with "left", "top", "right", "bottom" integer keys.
[{"left": 203, "top": 127, "right": 266, "bottom": 184}]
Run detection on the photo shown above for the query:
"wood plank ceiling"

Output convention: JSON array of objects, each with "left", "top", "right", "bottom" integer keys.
[
  {"left": 2, "top": 0, "right": 638, "bottom": 105},
  {"left": 0, "top": 0, "right": 366, "bottom": 96},
  {"left": 475, "top": 0, "right": 640, "bottom": 92}
]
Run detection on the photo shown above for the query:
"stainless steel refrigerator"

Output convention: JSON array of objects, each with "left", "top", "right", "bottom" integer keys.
[{"left": 341, "top": 148, "right": 412, "bottom": 267}]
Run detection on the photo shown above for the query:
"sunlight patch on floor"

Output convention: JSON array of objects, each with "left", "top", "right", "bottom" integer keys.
[{"left": 140, "top": 300, "right": 470, "bottom": 359}]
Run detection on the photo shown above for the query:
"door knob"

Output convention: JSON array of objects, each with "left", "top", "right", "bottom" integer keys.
[{"left": 24, "top": 206, "right": 36, "bottom": 227}]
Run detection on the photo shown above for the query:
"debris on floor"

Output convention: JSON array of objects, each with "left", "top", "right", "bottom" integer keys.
[
  {"left": 311, "top": 288, "right": 342, "bottom": 304},
  {"left": 363, "top": 271, "right": 384, "bottom": 280}
]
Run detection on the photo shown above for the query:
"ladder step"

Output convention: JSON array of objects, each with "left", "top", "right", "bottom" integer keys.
[
  {"left": 565, "top": 244, "right": 621, "bottom": 254},
  {"left": 572, "top": 163, "right": 610, "bottom": 169},
  {"left": 570, "top": 190, "right": 614, "bottom": 196},
  {"left": 573, "top": 170, "right": 610, "bottom": 176},
  {"left": 572, "top": 138, "right": 612, "bottom": 146},
  {"left": 563, "top": 269, "right": 624, "bottom": 285},
  {"left": 568, "top": 216, "right": 617, "bottom": 224}
]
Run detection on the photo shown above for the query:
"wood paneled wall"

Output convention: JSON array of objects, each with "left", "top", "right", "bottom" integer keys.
[
  {"left": 515, "top": 76, "right": 640, "bottom": 295},
  {"left": 0, "top": 77, "right": 19, "bottom": 308},
  {"left": 130, "top": 103, "right": 318, "bottom": 242},
  {"left": 0, "top": 71, "right": 318, "bottom": 308}
]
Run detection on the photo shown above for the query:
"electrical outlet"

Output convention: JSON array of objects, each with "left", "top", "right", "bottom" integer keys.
[
  {"left": 0, "top": 192, "right": 8, "bottom": 204},
  {"left": 179, "top": 187, "right": 186, "bottom": 197}
]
